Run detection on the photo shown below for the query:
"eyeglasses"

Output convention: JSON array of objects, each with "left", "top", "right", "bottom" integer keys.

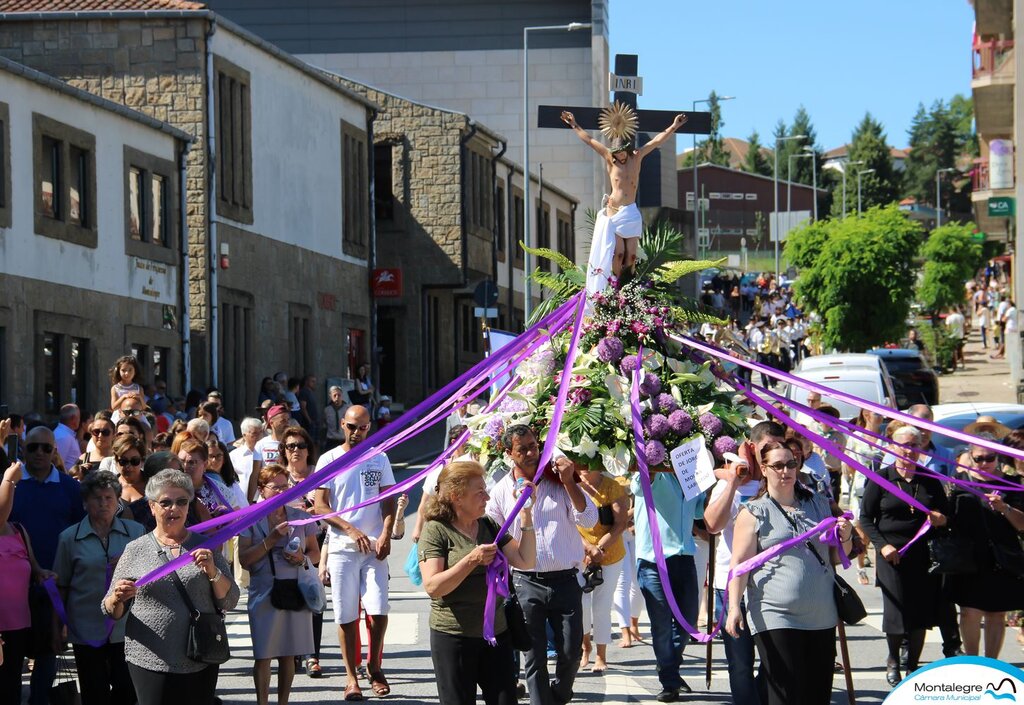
[
  {"left": 765, "top": 460, "right": 800, "bottom": 471},
  {"left": 973, "top": 454, "right": 998, "bottom": 464},
  {"left": 155, "top": 498, "right": 190, "bottom": 509},
  {"left": 116, "top": 456, "right": 143, "bottom": 467},
  {"left": 27, "top": 443, "right": 54, "bottom": 454},
  {"left": 261, "top": 483, "right": 288, "bottom": 493},
  {"left": 285, "top": 442, "right": 309, "bottom": 451},
  {"left": 345, "top": 423, "right": 371, "bottom": 432},
  {"left": 122, "top": 409, "right": 142, "bottom": 416},
  {"left": 90, "top": 428, "right": 112, "bottom": 437}
]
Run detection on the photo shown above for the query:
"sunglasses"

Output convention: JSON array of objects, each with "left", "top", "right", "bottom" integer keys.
[
  {"left": 27, "top": 443, "right": 54, "bottom": 454},
  {"left": 155, "top": 498, "right": 190, "bottom": 509},
  {"left": 116, "top": 456, "right": 143, "bottom": 467},
  {"left": 285, "top": 442, "right": 309, "bottom": 451},
  {"left": 973, "top": 454, "right": 998, "bottom": 464},
  {"left": 766, "top": 460, "right": 800, "bottom": 471},
  {"left": 122, "top": 409, "right": 142, "bottom": 416},
  {"left": 345, "top": 423, "right": 371, "bottom": 432},
  {"left": 90, "top": 428, "right": 112, "bottom": 437}
]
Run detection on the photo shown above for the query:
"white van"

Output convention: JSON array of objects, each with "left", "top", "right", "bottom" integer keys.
[
  {"left": 786, "top": 367, "right": 897, "bottom": 421},
  {"left": 798, "top": 353, "right": 887, "bottom": 375}
]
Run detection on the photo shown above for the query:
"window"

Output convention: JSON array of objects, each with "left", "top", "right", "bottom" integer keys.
[
  {"left": 70, "top": 337, "right": 88, "bottom": 407},
  {"left": 218, "top": 292, "right": 253, "bottom": 419},
  {"left": 557, "top": 211, "right": 573, "bottom": 261},
  {"left": 289, "top": 305, "right": 312, "bottom": 380},
  {"left": 496, "top": 183, "right": 506, "bottom": 261},
  {"left": 39, "top": 332, "right": 90, "bottom": 413},
  {"left": 33, "top": 113, "right": 96, "bottom": 246},
  {"left": 464, "top": 148, "right": 492, "bottom": 232},
  {"left": 123, "top": 147, "right": 178, "bottom": 263},
  {"left": 536, "top": 200, "right": 551, "bottom": 270},
  {"left": 213, "top": 56, "right": 253, "bottom": 224},
  {"left": 0, "top": 102, "right": 11, "bottom": 227},
  {"left": 460, "top": 302, "right": 481, "bottom": 354},
  {"left": 513, "top": 189, "right": 524, "bottom": 267},
  {"left": 42, "top": 332, "right": 61, "bottom": 415},
  {"left": 342, "top": 122, "right": 369, "bottom": 257},
  {"left": 374, "top": 142, "right": 394, "bottom": 223}
]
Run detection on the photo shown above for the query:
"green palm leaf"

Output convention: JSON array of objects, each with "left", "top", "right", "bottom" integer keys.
[{"left": 520, "top": 243, "right": 581, "bottom": 275}]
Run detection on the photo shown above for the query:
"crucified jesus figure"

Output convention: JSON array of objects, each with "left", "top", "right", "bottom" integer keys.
[{"left": 561, "top": 110, "right": 687, "bottom": 292}]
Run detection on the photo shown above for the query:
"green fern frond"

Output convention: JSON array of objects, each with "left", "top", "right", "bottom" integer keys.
[
  {"left": 519, "top": 242, "right": 581, "bottom": 274},
  {"left": 672, "top": 302, "right": 728, "bottom": 326},
  {"left": 657, "top": 258, "right": 728, "bottom": 284},
  {"left": 530, "top": 270, "right": 581, "bottom": 296}
]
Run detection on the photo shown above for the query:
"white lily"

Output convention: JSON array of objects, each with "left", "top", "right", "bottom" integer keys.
[{"left": 576, "top": 434, "right": 599, "bottom": 458}]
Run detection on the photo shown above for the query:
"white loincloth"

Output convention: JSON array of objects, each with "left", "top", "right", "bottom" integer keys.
[{"left": 585, "top": 201, "right": 643, "bottom": 295}]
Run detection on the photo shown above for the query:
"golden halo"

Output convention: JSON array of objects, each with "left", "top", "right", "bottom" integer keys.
[{"left": 598, "top": 101, "right": 639, "bottom": 142}]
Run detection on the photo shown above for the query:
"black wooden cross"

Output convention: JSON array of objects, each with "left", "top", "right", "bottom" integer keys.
[{"left": 537, "top": 54, "right": 711, "bottom": 141}]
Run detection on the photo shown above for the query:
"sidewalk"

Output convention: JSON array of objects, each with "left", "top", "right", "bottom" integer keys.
[{"left": 939, "top": 324, "right": 1016, "bottom": 404}]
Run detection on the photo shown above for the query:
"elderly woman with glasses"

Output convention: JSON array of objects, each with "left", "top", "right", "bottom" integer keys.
[
  {"left": 726, "top": 442, "right": 853, "bottom": 705},
  {"left": 238, "top": 464, "right": 320, "bottom": 705},
  {"left": 944, "top": 434, "right": 1024, "bottom": 659},
  {"left": 102, "top": 470, "right": 239, "bottom": 705},
  {"left": 54, "top": 471, "right": 144, "bottom": 705},
  {"left": 860, "top": 425, "right": 948, "bottom": 686}
]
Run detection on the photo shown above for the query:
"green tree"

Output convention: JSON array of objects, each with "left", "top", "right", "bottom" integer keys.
[
  {"left": 786, "top": 204, "right": 922, "bottom": 350},
  {"left": 902, "top": 96, "right": 976, "bottom": 217},
  {"left": 830, "top": 113, "right": 900, "bottom": 218},
  {"left": 678, "top": 90, "right": 731, "bottom": 167},
  {"left": 742, "top": 130, "right": 772, "bottom": 176},
  {"left": 917, "top": 222, "right": 982, "bottom": 314}
]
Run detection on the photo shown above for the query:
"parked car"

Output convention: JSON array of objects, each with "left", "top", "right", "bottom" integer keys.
[
  {"left": 930, "top": 403, "right": 1024, "bottom": 458},
  {"left": 785, "top": 367, "right": 897, "bottom": 422},
  {"left": 799, "top": 353, "right": 889, "bottom": 375},
  {"left": 867, "top": 348, "right": 939, "bottom": 408}
]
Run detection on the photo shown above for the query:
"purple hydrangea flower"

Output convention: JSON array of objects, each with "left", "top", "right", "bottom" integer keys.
[
  {"left": 644, "top": 413, "right": 670, "bottom": 440},
  {"left": 596, "top": 336, "right": 625, "bottom": 363},
  {"left": 699, "top": 412, "right": 723, "bottom": 438},
  {"left": 668, "top": 410, "right": 693, "bottom": 436},
  {"left": 498, "top": 397, "right": 529, "bottom": 413},
  {"left": 484, "top": 416, "right": 505, "bottom": 441},
  {"left": 620, "top": 354, "right": 640, "bottom": 375},
  {"left": 712, "top": 436, "right": 739, "bottom": 459},
  {"left": 655, "top": 393, "right": 678, "bottom": 414},
  {"left": 639, "top": 372, "right": 662, "bottom": 397},
  {"left": 644, "top": 440, "right": 668, "bottom": 467}
]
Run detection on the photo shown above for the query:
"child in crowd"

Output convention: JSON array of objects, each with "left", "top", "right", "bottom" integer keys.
[{"left": 109, "top": 355, "right": 143, "bottom": 410}]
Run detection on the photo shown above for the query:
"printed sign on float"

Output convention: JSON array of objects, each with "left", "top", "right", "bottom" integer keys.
[{"left": 670, "top": 435, "right": 717, "bottom": 500}]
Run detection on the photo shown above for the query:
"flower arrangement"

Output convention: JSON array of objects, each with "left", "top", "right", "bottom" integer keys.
[{"left": 466, "top": 223, "right": 746, "bottom": 475}]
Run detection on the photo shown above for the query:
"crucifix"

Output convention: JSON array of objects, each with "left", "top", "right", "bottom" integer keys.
[{"left": 537, "top": 54, "right": 711, "bottom": 293}]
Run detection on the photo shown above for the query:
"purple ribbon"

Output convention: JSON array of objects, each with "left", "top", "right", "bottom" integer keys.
[
  {"left": 482, "top": 293, "right": 589, "bottom": 645},
  {"left": 136, "top": 293, "right": 584, "bottom": 586},
  {"left": 43, "top": 566, "right": 116, "bottom": 648},
  {"left": 819, "top": 511, "right": 854, "bottom": 570}
]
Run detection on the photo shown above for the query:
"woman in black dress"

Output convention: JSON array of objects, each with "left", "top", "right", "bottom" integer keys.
[
  {"left": 860, "top": 425, "right": 949, "bottom": 687},
  {"left": 944, "top": 435, "right": 1024, "bottom": 659}
]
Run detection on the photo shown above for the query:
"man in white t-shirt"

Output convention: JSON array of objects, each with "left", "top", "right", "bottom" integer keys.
[
  {"left": 253, "top": 404, "right": 290, "bottom": 470},
  {"left": 704, "top": 420, "right": 785, "bottom": 703},
  {"left": 230, "top": 417, "right": 265, "bottom": 502},
  {"left": 313, "top": 405, "right": 397, "bottom": 699},
  {"left": 944, "top": 309, "right": 966, "bottom": 369}
]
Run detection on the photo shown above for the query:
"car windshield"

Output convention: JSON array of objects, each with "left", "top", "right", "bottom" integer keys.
[{"left": 880, "top": 357, "right": 925, "bottom": 374}]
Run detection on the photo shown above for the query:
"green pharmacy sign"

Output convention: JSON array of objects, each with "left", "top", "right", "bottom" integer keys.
[{"left": 988, "top": 196, "right": 1015, "bottom": 217}]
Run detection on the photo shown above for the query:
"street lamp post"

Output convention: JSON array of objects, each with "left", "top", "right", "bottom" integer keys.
[
  {"left": 523, "top": 21, "right": 591, "bottom": 325},
  {"left": 805, "top": 146, "right": 818, "bottom": 221},
  {"left": 841, "top": 160, "right": 864, "bottom": 219},
  {"left": 936, "top": 167, "right": 956, "bottom": 228},
  {"left": 857, "top": 168, "right": 876, "bottom": 214},
  {"left": 774, "top": 134, "right": 807, "bottom": 280},
  {"left": 692, "top": 95, "right": 735, "bottom": 261},
  {"left": 788, "top": 152, "right": 813, "bottom": 230}
]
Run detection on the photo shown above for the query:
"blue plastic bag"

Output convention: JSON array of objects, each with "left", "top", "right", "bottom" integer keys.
[{"left": 404, "top": 543, "right": 423, "bottom": 586}]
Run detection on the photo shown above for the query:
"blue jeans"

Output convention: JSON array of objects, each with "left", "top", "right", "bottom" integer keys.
[
  {"left": 714, "top": 589, "right": 764, "bottom": 704},
  {"left": 637, "top": 555, "right": 698, "bottom": 691}
]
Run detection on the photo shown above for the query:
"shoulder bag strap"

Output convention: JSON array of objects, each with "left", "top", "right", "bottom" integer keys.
[
  {"left": 151, "top": 534, "right": 200, "bottom": 618},
  {"left": 258, "top": 521, "right": 281, "bottom": 577},
  {"left": 766, "top": 495, "right": 829, "bottom": 570}
]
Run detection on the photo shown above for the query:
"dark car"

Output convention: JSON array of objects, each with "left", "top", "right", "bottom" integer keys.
[{"left": 867, "top": 348, "right": 939, "bottom": 408}]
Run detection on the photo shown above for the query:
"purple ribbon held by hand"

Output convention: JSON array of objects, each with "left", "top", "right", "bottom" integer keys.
[{"left": 482, "top": 552, "right": 511, "bottom": 646}]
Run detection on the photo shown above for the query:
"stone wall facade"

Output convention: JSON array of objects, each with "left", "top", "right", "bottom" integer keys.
[{"left": 0, "top": 17, "right": 213, "bottom": 381}]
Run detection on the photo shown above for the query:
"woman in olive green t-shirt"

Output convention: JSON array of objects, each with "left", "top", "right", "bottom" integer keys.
[{"left": 419, "top": 460, "right": 536, "bottom": 705}]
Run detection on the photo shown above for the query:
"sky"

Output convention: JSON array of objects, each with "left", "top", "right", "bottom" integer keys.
[{"left": 608, "top": 0, "right": 976, "bottom": 153}]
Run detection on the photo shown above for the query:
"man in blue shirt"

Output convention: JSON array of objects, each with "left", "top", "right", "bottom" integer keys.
[
  {"left": 632, "top": 467, "right": 705, "bottom": 702},
  {"left": 10, "top": 425, "right": 84, "bottom": 705}
]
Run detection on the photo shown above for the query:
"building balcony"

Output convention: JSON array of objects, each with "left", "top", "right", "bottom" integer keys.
[
  {"left": 973, "top": 0, "right": 1014, "bottom": 37},
  {"left": 971, "top": 158, "right": 1015, "bottom": 201},
  {"left": 972, "top": 38, "right": 1015, "bottom": 88}
]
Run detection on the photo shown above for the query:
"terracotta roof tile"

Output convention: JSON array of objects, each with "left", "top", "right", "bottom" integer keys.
[{"left": 0, "top": 0, "right": 205, "bottom": 12}]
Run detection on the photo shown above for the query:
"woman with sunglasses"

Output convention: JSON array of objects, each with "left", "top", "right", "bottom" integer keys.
[
  {"left": 860, "top": 425, "right": 948, "bottom": 686},
  {"left": 102, "top": 469, "right": 239, "bottom": 705},
  {"left": 107, "top": 434, "right": 149, "bottom": 518},
  {"left": 944, "top": 434, "right": 1024, "bottom": 659},
  {"left": 726, "top": 442, "right": 853, "bottom": 705},
  {"left": 77, "top": 413, "right": 116, "bottom": 478},
  {"left": 238, "top": 465, "right": 320, "bottom": 705},
  {"left": 280, "top": 426, "right": 326, "bottom": 678}
]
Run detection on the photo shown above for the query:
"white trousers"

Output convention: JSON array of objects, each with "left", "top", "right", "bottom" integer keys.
[
  {"left": 612, "top": 533, "right": 644, "bottom": 628},
  {"left": 581, "top": 558, "right": 623, "bottom": 645}
]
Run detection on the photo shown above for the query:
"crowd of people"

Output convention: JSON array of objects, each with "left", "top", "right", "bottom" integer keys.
[{"left": 2, "top": 299, "right": 1024, "bottom": 705}]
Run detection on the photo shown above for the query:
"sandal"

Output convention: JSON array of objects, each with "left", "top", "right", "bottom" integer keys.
[
  {"left": 306, "top": 658, "right": 322, "bottom": 678},
  {"left": 369, "top": 672, "right": 391, "bottom": 697},
  {"left": 344, "top": 683, "right": 363, "bottom": 701},
  {"left": 857, "top": 568, "right": 870, "bottom": 585}
]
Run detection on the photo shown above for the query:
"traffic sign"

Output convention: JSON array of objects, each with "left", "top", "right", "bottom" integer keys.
[
  {"left": 989, "top": 196, "right": 1015, "bottom": 217},
  {"left": 473, "top": 280, "right": 499, "bottom": 308}
]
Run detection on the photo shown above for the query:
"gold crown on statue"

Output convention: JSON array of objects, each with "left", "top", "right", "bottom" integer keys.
[{"left": 598, "top": 101, "right": 639, "bottom": 143}]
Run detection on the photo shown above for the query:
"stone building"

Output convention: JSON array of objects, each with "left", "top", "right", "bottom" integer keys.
[
  {"left": 0, "top": 55, "right": 191, "bottom": 414},
  {"left": 0, "top": 1, "right": 377, "bottom": 419},
  {"left": 330, "top": 78, "right": 577, "bottom": 402}
]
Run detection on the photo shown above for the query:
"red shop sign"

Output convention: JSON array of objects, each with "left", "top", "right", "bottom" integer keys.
[{"left": 372, "top": 268, "right": 403, "bottom": 298}]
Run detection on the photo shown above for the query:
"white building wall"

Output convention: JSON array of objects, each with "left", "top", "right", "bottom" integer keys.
[
  {"left": 211, "top": 29, "right": 370, "bottom": 264},
  {"left": 0, "top": 71, "right": 179, "bottom": 305}
]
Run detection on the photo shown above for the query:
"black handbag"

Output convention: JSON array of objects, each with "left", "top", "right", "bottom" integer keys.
[
  {"left": 597, "top": 504, "right": 615, "bottom": 527},
  {"left": 49, "top": 654, "right": 81, "bottom": 705},
  {"left": 769, "top": 497, "right": 867, "bottom": 625},
  {"left": 268, "top": 552, "right": 306, "bottom": 611},
  {"left": 504, "top": 589, "right": 532, "bottom": 651},
  {"left": 157, "top": 539, "right": 231, "bottom": 665},
  {"left": 928, "top": 529, "right": 978, "bottom": 575}
]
